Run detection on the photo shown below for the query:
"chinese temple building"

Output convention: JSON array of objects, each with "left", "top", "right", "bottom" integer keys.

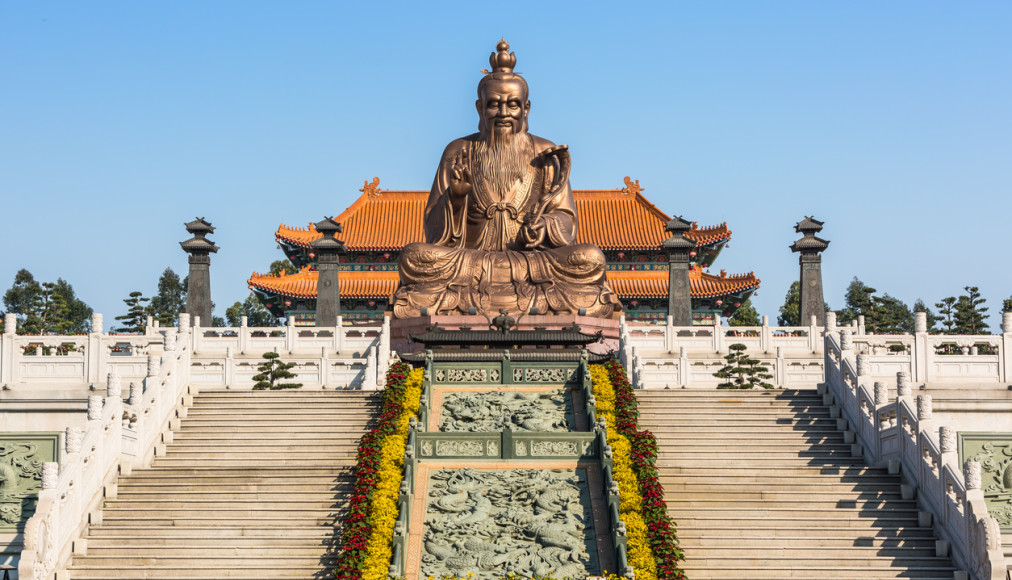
[{"left": 248, "top": 177, "right": 760, "bottom": 325}]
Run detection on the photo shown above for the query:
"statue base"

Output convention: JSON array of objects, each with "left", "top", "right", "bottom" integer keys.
[{"left": 390, "top": 313, "right": 619, "bottom": 356}]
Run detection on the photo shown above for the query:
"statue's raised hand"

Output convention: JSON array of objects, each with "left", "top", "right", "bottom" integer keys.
[{"left": 449, "top": 150, "right": 472, "bottom": 199}]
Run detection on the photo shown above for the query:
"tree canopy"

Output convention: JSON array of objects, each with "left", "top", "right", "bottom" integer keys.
[
  {"left": 2, "top": 269, "right": 93, "bottom": 334},
  {"left": 149, "top": 268, "right": 186, "bottom": 326},
  {"left": 226, "top": 293, "right": 280, "bottom": 327},
  {"left": 728, "top": 298, "right": 761, "bottom": 326}
]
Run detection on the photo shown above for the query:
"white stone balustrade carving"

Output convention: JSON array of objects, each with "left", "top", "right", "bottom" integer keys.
[{"left": 824, "top": 331, "right": 1006, "bottom": 579}]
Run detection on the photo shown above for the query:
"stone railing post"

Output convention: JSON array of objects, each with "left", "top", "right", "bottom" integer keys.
[
  {"left": 855, "top": 354, "right": 869, "bottom": 380},
  {"left": 87, "top": 313, "right": 104, "bottom": 385},
  {"left": 224, "top": 347, "right": 234, "bottom": 389},
  {"left": 825, "top": 310, "right": 837, "bottom": 334},
  {"left": 840, "top": 329, "right": 853, "bottom": 352},
  {"left": 364, "top": 346, "right": 378, "bottom": 390},
  {"left": 192, "top": 315, "right": 203, "bottom": 354},
  {"left": 809, "top": 315, "right": 819, "bottom": 353},
  {"left": 336, "top": 315, "right": 345, "bottom": 352},
  {"left": 939, "top": 426, "right": 957, "bottom": 459},
  {"left": 1, "top": 312, "right": 15, "bottom": 386},
  {"left": 147, "top": 354, "right": 161, "bottom": 379},
  {"left": 664, "top": 315, "right": 675, "bottom": 352},
  {"left": 761, "top": 315, "right": 771, "bottom": 353},
  {"left": 286, "top": 316, "right": 296, "bottom": 354},
  {"left": 897, "top": 371, "right": 913, "bottom": 403},
  {"left": 913, "top": 311, "right": 928, "bottom": 385},
  {"left": 776, "top": 346, "right": 785, "bottom": 387},
  {"left": 1001, "top": 312, "right": 1012, "bottom": 384},
  {"left": 874, "top": 381, "right": 888, "bottom": 407},
  {"left": 239, "top": 315, "right": 248, "bottom": 354},
  {"left": 378, "top": 315, "right": 391, "bottom": 374},
  {"left": 163, "top": 327, "right": 177, "bottom": 352},
  {"left": 321, "top": 346, "right": 330, "bottom": 389},
  {"left": 107, "top": 370, "right": 122, "bottom": 399},
  {"left": 679, "top": 346, "right": 688, "bottom": 387},
  {"left": 713, "top": 313, "right": 723, "bottom": 354},
  {"left": 917, "top": 394, "right": 933, "bottom": 426},
  {"left": 857, "top": 315, "right": 866, "bottom": 336}
]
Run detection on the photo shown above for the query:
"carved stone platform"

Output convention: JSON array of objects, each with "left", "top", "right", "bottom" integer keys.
[{"left": 390, "top": 314, "right": 619, "bottom": 356}]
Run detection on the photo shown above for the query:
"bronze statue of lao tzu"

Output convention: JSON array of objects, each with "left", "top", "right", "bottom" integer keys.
[{"left": 392, "top": 40, "right": 621, "bottom": 320}]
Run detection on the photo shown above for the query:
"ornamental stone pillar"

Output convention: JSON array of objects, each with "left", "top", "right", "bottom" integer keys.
[
  {"left": 662, "top": 216, "right": 695, "bottom": 326},
  {"left": 790, "top": 217, "right": 830, "bottom": 327},
  {"left": 180, "top": 218, "right": 219, "bottom": 328},
  {"left": 310, "top": 217, "right": 346, "bottom": 327}
]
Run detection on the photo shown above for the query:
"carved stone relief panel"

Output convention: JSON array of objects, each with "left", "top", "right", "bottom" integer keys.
[
  {"left": 440, "top": 389, "right": 572, "bottom": 433},
  {"left": 0, "top": 434, "right": 60, "bottom": 530}
]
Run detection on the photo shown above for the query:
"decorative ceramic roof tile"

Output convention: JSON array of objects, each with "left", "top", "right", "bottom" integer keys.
[
  {"left": 249, "top": 266, "right": 758, "bottom": 301},
  {"left": 275, "top": 178, "right": 730, "bottom": 251}
]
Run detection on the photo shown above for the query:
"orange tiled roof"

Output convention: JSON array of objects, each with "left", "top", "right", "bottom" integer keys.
[
  {"left": 248, "top": 266, "right": 758, "bottom": 300},
  {"left": 248, "top": 267, "right": 399, "bottom": 299},
  {"left": 606, "top": 268, "right": 760, "bottom": 299},
  {"left": 276, "top": 178, "right": 730, "bottom": 251}
]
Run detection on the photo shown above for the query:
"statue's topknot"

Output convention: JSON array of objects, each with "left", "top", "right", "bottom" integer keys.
[{"left": 482, "top": 38, "right": 517, "bottom": 75}]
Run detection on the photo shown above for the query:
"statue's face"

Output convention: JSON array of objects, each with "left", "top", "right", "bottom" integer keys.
[{"left": 476, "top": 79, "right": 530, "bottom": 137}]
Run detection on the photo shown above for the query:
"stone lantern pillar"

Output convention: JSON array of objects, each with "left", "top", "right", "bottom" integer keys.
[
  {"left": 179, "top": 217, "right": 219, "bottom": 327},
  {"left": 310, "top": 217, "right": 346, "bottom": 327},
  {"left": 790, "top": 217, "right": 830, "bottom": 327},
  {"left": 662, "top": 216, "right": 695, "bottom": 326}
]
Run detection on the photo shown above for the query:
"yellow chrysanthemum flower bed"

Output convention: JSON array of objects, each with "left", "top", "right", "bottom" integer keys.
[
  {"left": 360, "top": 368, "right": 423, "bottom": 580},
  {"left": 589, "top": 365, "right": 658, "bottom": 580}
]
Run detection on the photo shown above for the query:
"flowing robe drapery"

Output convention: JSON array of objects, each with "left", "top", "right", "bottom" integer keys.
[{"left": 393, "top": 133, "right": 620, "bottom": 319}]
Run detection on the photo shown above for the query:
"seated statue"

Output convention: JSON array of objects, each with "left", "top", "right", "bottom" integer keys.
[{"left": 392, "top": 40, "right": 621, "bottom": 319}]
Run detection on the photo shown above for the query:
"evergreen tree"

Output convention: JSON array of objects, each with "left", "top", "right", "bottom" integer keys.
[
  {"left": 777, "top": 282, "right": 799, "bottom": 326},
  {"left": 954, "top": 286, "right": 989, "bottom": 335},
  {"left": 149, "top": 268, "right": 186, "bottom": 326},
  {"left": 269, "top": 260, "right": 297, "bottom": 276},
  {"left": 3, "top": 270, "right": 92, "bottom": 334},
  {"left": 713, "top": 343, "right": 774, "bottom": 389},
  {"left": 870, "top": 294, "right": 913, "bottom": 334},
  {"left": 837, "top": 277, "right": 876, "bottom": 326},
  {"left": 1001, "top": 295, "right": 1011, "bottom": 314},
  {"left": 728, "top": 298, "right": 761, "bottom": 326},
  {"left": 226, "top": 293, "right": 280, "bottom": 327},
  {"left": 935, "top": 297, "right": 957, "bottom": 334},
  {"left": 913, "top": 299, "right": 939, "bottom": 333},
  {"left": 114, "top": 291, "right": 150, "bottom": 333},
  {"left": 252, "top": 352, "right": 302, "bottom": 390}
]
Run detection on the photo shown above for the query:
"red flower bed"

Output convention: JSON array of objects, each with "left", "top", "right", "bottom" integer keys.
[
  {"left": 335, "top": 362, "right": 412, "bottom": 580},
  {"left": 603, "top": 359, "right": 685, "bottom": 579}
]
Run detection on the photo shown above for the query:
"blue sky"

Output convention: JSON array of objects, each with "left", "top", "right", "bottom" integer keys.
[{"left": 2, "top": 1, "right": 1010, "bottom": 328}]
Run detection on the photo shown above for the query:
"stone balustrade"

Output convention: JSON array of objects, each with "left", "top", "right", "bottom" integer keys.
[
  {"left": 825, "top": 330, "right": 1006, "bottom": 580},
  {"left": 623, "top": 311, "right": 1012, "bottom": 389},
  {"left": 0, "top": 313, "right": 391, "bottom": 392},
  {"left": 17, "top": 328, "right": 193, "bottom": 580}
]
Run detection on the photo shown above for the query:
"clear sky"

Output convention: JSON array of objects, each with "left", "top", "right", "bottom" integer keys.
[{"left": 2, "top": 1, "right": 1010, "bottom": 329}]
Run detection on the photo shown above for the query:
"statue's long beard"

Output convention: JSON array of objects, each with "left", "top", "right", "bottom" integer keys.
[{"left": 472, "top": 130, "right": 533, "bottom": 200}]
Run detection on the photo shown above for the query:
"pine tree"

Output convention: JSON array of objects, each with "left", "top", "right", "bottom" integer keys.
[
  {"left": 777, "top": 282, "right": 800, "bottom": 326},
  {"left": 935, "top": 297, "right": 957, "bottom": 333},
  {"left": 728, "top": 298, "right": 761, "bottom": 327},
  {"left": 149, "top": 268, "right": 186, "bottom": 326},
  {"left": 837, "top": 277, "right": 876, "bottom": 327},
  {"left": 114, "top": 291, "right": 150, "bottom": 334},
  {"left": 252, "top": 352, "right": 302, "bottom": 390},
  {"left": 3, "top": 270, "right": 92, "bottom": 334},
  {"left": 954, "top": 286, "right": 989, "bottom": 335},
  {"left": 226, "top": 293, "right": 280, "bottom": 327},
  {"left": 713, "top": 343, "right": 774, "bottom": 389},
  {"left": 871, "top": 294, "right": 913, "bottom": 334}
]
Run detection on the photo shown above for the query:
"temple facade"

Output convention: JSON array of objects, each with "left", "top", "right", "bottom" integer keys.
[{"left": 248, "top": 177, "right": 760, "bottom": 325}]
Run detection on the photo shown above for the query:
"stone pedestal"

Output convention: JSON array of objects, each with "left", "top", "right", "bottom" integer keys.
[{"left": 391, "top": 313, "right": 619, "bottom": 356}]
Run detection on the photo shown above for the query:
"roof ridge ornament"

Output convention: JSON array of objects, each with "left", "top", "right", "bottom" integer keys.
[
  {"left": 621, "top": 176, "right": 643, "bottom": 196},
  {"left": 360, "top": 177, "right": 382, "bottom": 198}
]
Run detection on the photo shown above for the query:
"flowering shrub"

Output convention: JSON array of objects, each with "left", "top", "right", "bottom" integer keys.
[
  {"left": 591, "top": 361, "right": 685, "bottom": 580},
  {"left": 336, "top": 362, "right": 422, "bottom": 580}
]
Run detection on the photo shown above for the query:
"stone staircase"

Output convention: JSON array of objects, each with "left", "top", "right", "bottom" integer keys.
[
  {"left": 637, "top": 388, "right": 958, "bottom": 579},
  {"left": 65, "top": 389, "right": 377, "bottom": 579}
]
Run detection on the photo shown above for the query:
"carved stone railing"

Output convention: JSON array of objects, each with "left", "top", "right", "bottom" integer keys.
[
  {"left": 17, "top": 327, "right": 193, "bottom": 580},
  {"left": 824, "top": 330, "right": 1005, "bottom": 580},
  {"left": 625, "top": 311, "right": 1012, "bottom": 390},
  {"left": 0, "top": 313, "right": 389, "bottom": 392}
]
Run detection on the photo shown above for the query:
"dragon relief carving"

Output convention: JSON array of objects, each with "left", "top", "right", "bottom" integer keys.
[
  {"left": 0, "top": 442, "right": 44, "bottom": 524},
  {"left": 421, "top": 468, "right": 598, "bottom": 579},
  {"left": 966, "top": 440, "right": 1012, "bottom": 528},
  {"left": 440, "top": 389, "right": 571, "bottom": 433}
]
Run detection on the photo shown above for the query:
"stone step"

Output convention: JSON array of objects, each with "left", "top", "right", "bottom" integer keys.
[
  {"left": 85, "top": 536, "right": 335, "bottom": 547},
  {"left": 672, "top": 516, "right": 922, "bottom": 529},
  {"left": 82, "top": 545, "right": 336, "bottom": 557},
  {"left": 117, "top": 484, "right": 351, "bottom": 493},
  {"left": 681, "top": 546, "right": 944, "bottom": 560},
  {"left": 657, "top": 458, "right": 865, "bottom": 468},
  {"left": 87, "top": 526, "right": 332, "bottom": 538},
  {"left": 664, "top": 490, "right": 906, "bottom": 502},
  {"left": 105, "top": 498, "right": 345, "bottom": 509},
  {"left": 153, "top": 450, "right": 358, "bottom": 459},
  {"left": 124, "top": 467, "right": 354, "bottom": 478},
  {"left": 674, "top": 565, "right": 955, "bottom": 579},
  {"left": 148, "top": 459, "right": 356, "bottom": 467},
  {"left": 100, "top": 515, "right": 345, "bottom": 527},
  {"left": 679, "top": 535, "right": 939, "bottom": 548},
  {"left": 64, "top": 566, "right": 330, "bottom": 578},
  {"left": 101, "top": 507, "right": 341, "bottom": 518}
]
